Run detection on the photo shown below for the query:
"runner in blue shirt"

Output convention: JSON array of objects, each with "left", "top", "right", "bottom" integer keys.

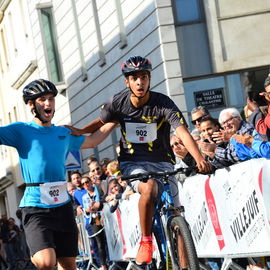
[{"left": 0, "top": 79, "right": 116, "bottom": 270}]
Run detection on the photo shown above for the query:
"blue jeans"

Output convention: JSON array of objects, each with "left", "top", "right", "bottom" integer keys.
[
  {"left": 85, "top": 223, "right": 101, "bottom": 267},
  {"left": 3, "top": 242, "right": 16, "bottom": 269}
]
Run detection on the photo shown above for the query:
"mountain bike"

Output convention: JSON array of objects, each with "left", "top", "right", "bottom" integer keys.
[{"left": 122, "top": 167, "right": 200, "bottom": 270}]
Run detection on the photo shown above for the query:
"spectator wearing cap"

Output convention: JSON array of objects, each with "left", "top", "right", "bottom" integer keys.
[{"left": 247, "top": 74, "right": 270, "bottom": 140}]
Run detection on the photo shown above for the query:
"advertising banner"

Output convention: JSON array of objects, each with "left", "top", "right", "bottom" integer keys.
[
  {"left": 103, "top": 158, "right": 270, "bottom": 261},
  {"left": 103, "top": 193, "right": 141, "bottom": 260},
  {"left": 179, "top": 158, "right": 270, "bottom": 258}
]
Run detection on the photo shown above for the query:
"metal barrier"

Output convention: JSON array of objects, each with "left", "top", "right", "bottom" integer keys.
[
  {"left": 76, "top": 207, "right": 142, "bottom": 270},
  {"left": 76, "top": 214, "right": 99, "bottom": 270}
]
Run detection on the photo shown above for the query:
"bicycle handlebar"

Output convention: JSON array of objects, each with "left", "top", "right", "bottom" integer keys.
[{"left": 121, "top": 167, "right": 198, "bottom": 182}]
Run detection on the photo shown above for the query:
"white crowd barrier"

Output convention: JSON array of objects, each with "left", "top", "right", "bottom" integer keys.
[
  {"left": 103, "top": 193, "right": 142, "bottom": 261},
  {"left": 100, "top": 158, "right": 270, "bottom": 268},
  {"left": 178, "top": 158, "right": 270, "bottom": 259}
]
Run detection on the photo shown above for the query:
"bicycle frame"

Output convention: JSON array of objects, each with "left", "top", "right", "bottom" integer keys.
[
  {"left": 152, "top": 180, "right": 183, "bottom": 269},
  {"left": 121, "top": 167, "right": 198, "bottom": 270}
]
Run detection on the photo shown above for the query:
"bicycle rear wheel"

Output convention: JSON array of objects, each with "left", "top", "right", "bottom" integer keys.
[{"left": 168, "top": 215, "right": 199, "bottom": 270}]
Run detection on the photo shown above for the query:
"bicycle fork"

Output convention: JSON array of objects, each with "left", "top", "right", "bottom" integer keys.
[{"left": 163, "top": 213, "right": 180, "bottom": 269}]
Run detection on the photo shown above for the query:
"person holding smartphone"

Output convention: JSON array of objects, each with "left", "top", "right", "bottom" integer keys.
[
  {"left": 198, "top": 117, "right": 227, "bottom": 160},
  {"left": 247, "top": 74, "right": 270, "bottom": 140}
]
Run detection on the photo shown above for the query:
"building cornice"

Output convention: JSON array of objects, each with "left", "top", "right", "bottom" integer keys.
[
  {"left": 11, "top": 60, "right": 37, "bottom": 89},
  {"left": 0, "top": 0, "right": 11, "bottom": 23}
]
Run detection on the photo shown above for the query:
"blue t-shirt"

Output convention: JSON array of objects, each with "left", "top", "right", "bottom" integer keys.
[
  {"left": 74, "top": 188, "right": 87, "bottom": 207},
  {"left": 0, "top": 120, "right": 85, "bottom": 208}
]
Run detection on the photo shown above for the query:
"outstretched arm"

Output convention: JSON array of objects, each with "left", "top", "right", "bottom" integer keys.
[
  {"left": 175, "top": 125, "right": 211, "bottom": 173},
  {"left": 65, "top": 117, "right": 105, "bottom": 136},
  {"left": 80, "top": 122, "right": 117, "bottom": 149}
]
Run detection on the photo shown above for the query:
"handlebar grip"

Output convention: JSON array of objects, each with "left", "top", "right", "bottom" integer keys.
[
  {"left": 176, "top": 167, "right": 198, "bottom": 176},
  {"left": 121, "top": 173, "right": 144, "bottom": 181}
]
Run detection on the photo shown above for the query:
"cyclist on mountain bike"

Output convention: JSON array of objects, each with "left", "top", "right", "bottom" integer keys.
[
  {"left": 0, "top": 79, "right": 116, "bottom": 270},
  {"left": 67, "top": 56, "right": 211, "bottom": 265}
]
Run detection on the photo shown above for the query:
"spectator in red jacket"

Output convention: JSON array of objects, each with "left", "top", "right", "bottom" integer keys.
[{"left": 247, "top": 74, "right": 270, "bottom": 140}]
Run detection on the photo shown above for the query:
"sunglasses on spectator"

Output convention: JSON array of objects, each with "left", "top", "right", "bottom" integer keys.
[
  {"left": 82, "top": 180, "right": 90, "bottom": 185},
  {"left": 171, "top": 141, "right": 183, "bottom": 148},
  {"left": 221, "top": 116, "right": 237, "bottom": 126},
  {"left": 91, "top": 167, "right": 101, "bottom": 173},
  {"left": 191, "top": 116, "right": 205, "bottom": 125}
]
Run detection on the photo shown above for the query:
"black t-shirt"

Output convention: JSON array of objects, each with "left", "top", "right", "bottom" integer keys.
[{"left": 100, "top": 90, "right": 187, "bottom": 164}]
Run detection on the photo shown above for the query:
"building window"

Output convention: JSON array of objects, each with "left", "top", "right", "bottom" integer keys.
[
  {"left": 0, "top": 28, "right": 9, "bottom": 69},
  {"left": 13, "top": 106, "right": 18, "bottom": 121},
  {"left": 19, "top": 0, "right": 29, "bottom": 39},
  {"left": 38, "top": 6, "right": 63, "bottom": 83},
  {"left": 8, "top": 12, "right": 18, "bottom": 55},
  {"left": 174, "top": 0, "right": 203, "bottom": 24},
  {"left": 8, "top": 112, "right": 11, "bottom": 124},
  {"left": 173, "top": 0, "right": 212, "bottom": 78},
  {"left": 175, "top": 0, "right": 200, "bottom": 24}
]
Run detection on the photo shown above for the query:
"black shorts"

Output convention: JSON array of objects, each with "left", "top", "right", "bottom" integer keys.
[{"left": 21, "top": 202, "right": 78, "bottom": 257}]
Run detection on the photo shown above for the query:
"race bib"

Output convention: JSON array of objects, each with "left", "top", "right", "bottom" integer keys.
[
  {"left": 40, "top": 181, "right": 69, "bottom": 205},
  {"left": 125, "top": 122, "right": 157, "bottom": 143}
]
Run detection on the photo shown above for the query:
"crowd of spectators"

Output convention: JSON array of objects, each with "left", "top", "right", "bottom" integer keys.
[
  {"left": 68, "top": 157, "right": 134, "bottom": 270},
  {"left": 0, "top": 211, "right": 30, "bottom": 269},
  {"left": 173, "top": 74, "right": 270, "bottom": 173}
]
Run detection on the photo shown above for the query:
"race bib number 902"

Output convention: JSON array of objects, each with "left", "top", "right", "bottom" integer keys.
[
  {"left": 125, "top": 122, "right": 157, "bottom": 143},
  {"left": 40, "top": 181, "right": 69, "bottom": 205}
]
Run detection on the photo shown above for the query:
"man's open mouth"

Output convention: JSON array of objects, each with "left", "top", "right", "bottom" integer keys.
[
  {"left": 44, "top": 109, "right": 52, "bottom": 116},
  {"left": 137, "top": 88, "right": 144, "bottom": 93}
]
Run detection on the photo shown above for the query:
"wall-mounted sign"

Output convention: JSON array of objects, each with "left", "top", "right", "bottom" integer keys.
[
  {"left": 194, "top": 88, "right": 225, "bottom": 109},
  {"left": 65, "top": 150, "right": 82, "bottom": 171}
]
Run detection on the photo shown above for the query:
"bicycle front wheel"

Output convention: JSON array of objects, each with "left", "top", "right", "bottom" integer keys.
[{"left": 168, "top": 215, "right": 199, "bottom": 270}]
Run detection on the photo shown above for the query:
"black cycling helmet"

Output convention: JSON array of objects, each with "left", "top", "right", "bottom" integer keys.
[
  {"left": 121, "top": 56, "right": 152, "bottom": 76},
  {"left": 23, "top": 79, "right": 58, "bottom": 104}
]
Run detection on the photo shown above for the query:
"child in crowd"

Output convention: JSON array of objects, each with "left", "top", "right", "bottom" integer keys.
[
  {"left": 103, "top": 160, "right": 121, "bottom": 202},
  {"left": 106, "top": 160, "right": 120, "bottom": 177},
  {"left": 106, "top": 178, "right": 134, "bottom": 212}
]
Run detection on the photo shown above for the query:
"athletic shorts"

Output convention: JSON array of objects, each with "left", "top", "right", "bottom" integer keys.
[
  {"left": 119, "top": 161, "right": 180, "bottom": 206},
  {"left": 21, "top": 202, "right": 78, "bottom": 257}
]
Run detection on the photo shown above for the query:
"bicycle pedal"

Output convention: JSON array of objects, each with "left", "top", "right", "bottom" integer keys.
[{"left": 135, "top": 261, "right": 151, "bottom": 269}]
